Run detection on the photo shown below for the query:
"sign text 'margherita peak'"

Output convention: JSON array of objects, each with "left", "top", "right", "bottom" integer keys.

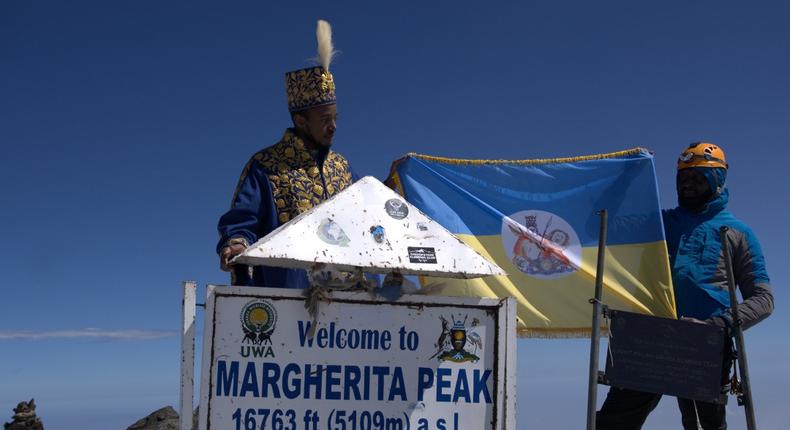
[{"left": 197, "top": 288, "right": 515, "bottom": 430}]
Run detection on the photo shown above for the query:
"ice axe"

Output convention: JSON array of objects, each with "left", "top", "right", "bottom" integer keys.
[{"left": 720, "top": 225, "right": 756, "bottom": 430}]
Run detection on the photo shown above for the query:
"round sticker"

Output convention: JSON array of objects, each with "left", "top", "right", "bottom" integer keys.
[{"left": 384, "top": 198, "right": 409, "bottom": 219}]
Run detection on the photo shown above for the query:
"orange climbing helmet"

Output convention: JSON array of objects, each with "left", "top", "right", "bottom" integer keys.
[{"left": 677, "top": 142, "right": 728, "bottom": 170}]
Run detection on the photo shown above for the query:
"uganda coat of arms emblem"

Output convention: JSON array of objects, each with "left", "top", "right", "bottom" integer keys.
[{"left": 431, "top": 315, "right": 482, "bottom": 363}]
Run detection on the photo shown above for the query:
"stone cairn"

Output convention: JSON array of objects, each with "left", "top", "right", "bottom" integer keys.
[{"left": 3, "top": 399, "right": 43, "bottom": 430}]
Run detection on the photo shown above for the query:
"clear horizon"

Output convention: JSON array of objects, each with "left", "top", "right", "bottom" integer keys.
[{"left": 2, "top": 1, "right": 788, "bottom": 428}]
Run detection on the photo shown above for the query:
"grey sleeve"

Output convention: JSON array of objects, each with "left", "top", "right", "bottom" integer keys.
[
  {"left": 737, "top": 282, "right": 774, "bottom": 330},
  {"left": 708, "top": 228, "right": 774, "bottom": 330}
]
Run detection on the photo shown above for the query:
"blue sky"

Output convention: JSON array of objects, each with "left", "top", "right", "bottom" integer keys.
[{"left": 1, "top": 1, "right": 788, "bottom": 428}]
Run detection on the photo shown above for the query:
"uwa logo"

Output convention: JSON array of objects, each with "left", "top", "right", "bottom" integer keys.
[{"left": 239, "top": 300, "right": 277, "bottom": 358}]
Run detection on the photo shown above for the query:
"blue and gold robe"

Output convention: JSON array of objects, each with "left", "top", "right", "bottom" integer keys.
[{"left": 217, "top": 128, "right": 355, "bottom": 287}]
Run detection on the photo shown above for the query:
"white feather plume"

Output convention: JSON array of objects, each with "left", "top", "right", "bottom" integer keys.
[{"left": 316, "top": 19, "right": 336, "bottom": 71}]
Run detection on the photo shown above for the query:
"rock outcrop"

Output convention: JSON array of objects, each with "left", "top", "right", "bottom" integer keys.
[
  {"left": 126, "top": 406, "right": 179, "bottom": 430},
  {"left": 3, "top": 399, "right": 44, "bottom": 430}
]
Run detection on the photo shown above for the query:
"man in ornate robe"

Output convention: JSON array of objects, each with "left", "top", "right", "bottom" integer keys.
[{"left": 216, "top": 21, "right": 354, "bottom": 288}]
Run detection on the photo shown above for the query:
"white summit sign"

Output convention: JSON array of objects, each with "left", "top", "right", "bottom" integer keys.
[
  {"left": 182, "top": 177, "right": 515, "bottom": 430},
  {"left": 196, "top": 287, "right": 516, "bottom": 430}
]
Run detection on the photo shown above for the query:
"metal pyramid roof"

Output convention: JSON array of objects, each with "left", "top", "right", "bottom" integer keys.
[{"left": 233, "top": 176, "right": 506, "bottom": 278}]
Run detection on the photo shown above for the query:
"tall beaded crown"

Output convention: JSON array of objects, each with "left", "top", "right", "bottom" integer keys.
[{"left": 286, "top": 20, "right": 337, "bottom": 113}]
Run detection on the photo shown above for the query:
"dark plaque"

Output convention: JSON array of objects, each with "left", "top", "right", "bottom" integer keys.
[
  {"left": 604, "top": 309, "right": 726, "bottom": 403},
  {"left": 407, "top": 247, "right": 437, "bottom": 264}
]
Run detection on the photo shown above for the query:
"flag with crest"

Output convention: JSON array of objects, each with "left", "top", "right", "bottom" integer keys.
[{"left": 386, "top": 148, "right": 676, "bottom": 337}]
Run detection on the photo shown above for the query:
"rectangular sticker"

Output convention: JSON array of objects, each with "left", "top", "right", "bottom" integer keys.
[{"left": 408, "top": 246, "right": 437, "bottom": 264}]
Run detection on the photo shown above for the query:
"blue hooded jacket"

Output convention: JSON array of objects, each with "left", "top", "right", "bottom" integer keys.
[{"left": 662, "top": 168, "right": 772, "bottom": 326}]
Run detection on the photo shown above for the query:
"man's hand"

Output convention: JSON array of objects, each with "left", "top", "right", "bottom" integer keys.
[{"left": 220, "top": 243, "right": 247, "bottom": 272}]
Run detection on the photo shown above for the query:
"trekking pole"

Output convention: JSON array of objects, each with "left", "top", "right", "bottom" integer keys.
[
  {"left": 586, "top": 209, "right": 608, "bottom": 430},
  {"left": 720, "top": 226, "right": 757, "bottom": 430}
]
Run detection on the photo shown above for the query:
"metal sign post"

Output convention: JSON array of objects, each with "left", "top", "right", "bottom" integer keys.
[
  {"left": 583, "top": 223, "right": 758, "bottom": 430},
  {"left": 180, "top": 281, "right": 197, "bottom": 430},
  {"left": 586, "top": 210, "right": 607, "bottom": 430},
  {"left": 721, "top": 226, "right": 757, "bottom": 430}
]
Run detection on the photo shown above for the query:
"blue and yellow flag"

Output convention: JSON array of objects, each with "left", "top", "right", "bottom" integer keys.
[{"left": 386, "top": 148, "right": 676, "bottom": 337}]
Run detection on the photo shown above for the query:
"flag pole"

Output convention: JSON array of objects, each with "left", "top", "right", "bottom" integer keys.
[
  {"left": 586, "top": 209, "right": 608, "bottom": 430},
  {"left": 720, "top": 226, "right": 757, "bottom": 430}
]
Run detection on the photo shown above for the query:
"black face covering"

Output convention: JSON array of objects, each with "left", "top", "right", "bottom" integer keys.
[
  {"left": 678, "top": 188, "right": 714, "bottom": 212},
  {"left": 677, "top": 167, "right": 726, "bottom": 212}
]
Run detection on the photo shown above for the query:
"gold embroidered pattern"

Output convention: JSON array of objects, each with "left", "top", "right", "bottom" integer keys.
[
  {"left": 286, "top": 66, "right": 337, "bottom": 113},
  {"left": 251, "top": 129, "right": 352, "bottom": 225}
]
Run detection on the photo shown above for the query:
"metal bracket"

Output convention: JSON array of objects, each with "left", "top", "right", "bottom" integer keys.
[{"left": 597, "top": 370, "right": 610, "bottom": 386}]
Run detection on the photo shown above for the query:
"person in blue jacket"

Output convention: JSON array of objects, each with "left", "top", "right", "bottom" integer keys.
[
  {"left": 216, "top": 21, "right": 354, "bottom": 288},
  {"left": 597, "top": 142, "right": 774, "bottom": 429}
]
